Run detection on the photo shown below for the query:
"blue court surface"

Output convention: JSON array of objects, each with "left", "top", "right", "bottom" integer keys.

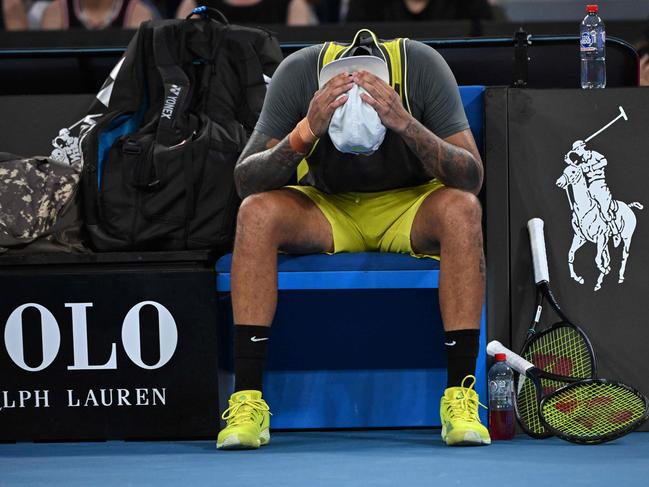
[{"left": 1, "top": 430, "right": 648, "bottom": 487}]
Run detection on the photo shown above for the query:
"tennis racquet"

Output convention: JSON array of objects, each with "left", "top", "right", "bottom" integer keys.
[
  {"left": 488, "top": 340, "right": 649, "bottom": 444},
  {"left": 516, "top": 218, "right": 597, "bottom": 438}
]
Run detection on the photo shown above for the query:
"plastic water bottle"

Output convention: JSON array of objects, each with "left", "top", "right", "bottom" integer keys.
[
  {"left": 488, "top": 353, "right": 515, "bottom": 440},
  {"left": 580, "top": 4, "right": 606, "bottom": 89}
]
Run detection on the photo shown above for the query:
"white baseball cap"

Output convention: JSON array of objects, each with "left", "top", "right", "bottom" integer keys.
[
  {"left": 318, "top": 55, "right": 389, "bottom": 88},
  {"left": 319, "top": 55, "right": 390, "bottom": 155}
]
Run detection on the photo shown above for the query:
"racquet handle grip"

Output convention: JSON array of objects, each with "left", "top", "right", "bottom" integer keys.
[
  {"left": 528, "top": 218, "right": 550, "bottom": 284},
  {"left": 486, "top": 340, "right": 535, "bottom": 374}
]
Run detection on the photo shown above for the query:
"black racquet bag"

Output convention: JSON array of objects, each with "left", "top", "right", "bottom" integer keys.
[{"left": 80, "top": 8, "right": 282, "bottom": 252}]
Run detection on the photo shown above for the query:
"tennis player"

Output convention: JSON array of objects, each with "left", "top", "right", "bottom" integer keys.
[{"left": 217, "top": 29, "right": 490, "bottom": 449}]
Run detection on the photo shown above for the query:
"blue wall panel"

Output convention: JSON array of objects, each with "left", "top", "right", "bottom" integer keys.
[{"left": 218, "top": 289, "right": 487, "bottom": 428}]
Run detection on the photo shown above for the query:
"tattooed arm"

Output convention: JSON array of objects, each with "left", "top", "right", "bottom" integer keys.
[
  {"left": 354, "top": 70, "right": 484, "bottom": 195},
  {"left": 233, "top": 131, "right": 303, "bottom": 199},
  {"left": 400, "top": 122, "right": 483, "bottom": 194},
  {"left": 234, "top": 72, "right": 354, "bottom": 199}
]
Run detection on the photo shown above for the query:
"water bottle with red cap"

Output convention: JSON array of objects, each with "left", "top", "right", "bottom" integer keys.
[
  {"left": 488, "top": 352, "right": 515, "bottom": 440},
  {"left": 580, "top": 4, "right": 606, "bottom": 88}
]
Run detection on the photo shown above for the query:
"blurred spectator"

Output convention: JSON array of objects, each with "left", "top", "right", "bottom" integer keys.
[
  {"left": 40, "top": 0, "right": 158, "bottom": 29},
  {"left": 637, "top": 42, "right": 649, "bottom": 86},
  {"left": 28, "top": 1, "right": 52, "bottom": 29},
  {"left": 636, "top": 20, "right": 649, "bottom": 86},
  {"left": 346, "top": 0, "right": 493, "bottom": 22},
  {"left": 2, "top": 0, "right": 28, "bottom": 29},
  {"left": 640, "top": 52, "right": 649, "bottom": 86},
  {"left": 176, "top": 0, "right": 317, "bottom": 25},
  {"left": 486, "top": 0, "right": 507, "bottom": 21},
  {"left": 155, "top": 0, "right": 181, "bottom": 18},
  {"left": 309, "top": 0, "right": 341, "bottom": 22}
]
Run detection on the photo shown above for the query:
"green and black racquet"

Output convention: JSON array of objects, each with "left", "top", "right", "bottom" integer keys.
[
  {"left": 488, "top": 340, "right": 648, "bottom": 444},
  {"left": 516, "top": 218, "right": 597, "bottom": 438}
]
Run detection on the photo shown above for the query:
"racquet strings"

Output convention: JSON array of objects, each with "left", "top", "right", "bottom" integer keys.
[
  {"left": 517, "top": 375, "right": 567, "bottom": 437},
  {"left": 518, "top": 324, "right": 595, "bottom": 436},
  {"left": 542, "top": 381, "right": 648, "bottom": 443}
]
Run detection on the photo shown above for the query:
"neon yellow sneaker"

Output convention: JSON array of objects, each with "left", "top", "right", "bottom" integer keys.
[
  {"left": 216, "top": 390, "right": 271, "bottom": 450},
  {"left": 440, "top": 375, "right": 491, "bottom": 446}
]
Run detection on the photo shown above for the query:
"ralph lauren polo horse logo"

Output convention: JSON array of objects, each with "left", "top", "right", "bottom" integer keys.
[{"left": 555, "top": 106, "right": 643, "bottom": 291}]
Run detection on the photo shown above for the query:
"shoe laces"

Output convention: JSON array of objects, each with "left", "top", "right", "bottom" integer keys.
[
  {"left": 221, "top": 398, "right": 271, "bottom": 427},
  {"left": 446, "top": 375, "right": 487, "bottom": 421}
]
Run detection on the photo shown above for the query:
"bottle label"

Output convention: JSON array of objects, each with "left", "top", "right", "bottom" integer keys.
[
  {"left": 581, "top": 30, "right": 605, "bottom": 53},
  {"left": 580, "top": 31, "right": 596, "bottom": 52},
  {"left": 489, "top": 379, "right": 513, "bottom": 408}
]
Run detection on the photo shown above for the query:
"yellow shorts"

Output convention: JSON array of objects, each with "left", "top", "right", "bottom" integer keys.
[{"left": 287, "top": 180, "right": 444, "bottom": 258}]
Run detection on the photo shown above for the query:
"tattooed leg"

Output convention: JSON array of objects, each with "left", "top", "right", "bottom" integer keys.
[
  {"left": 410, "top": 187, "right": 485, "bottom": 331},
  {"left": 231, "top": 188, "right": 334, "bottom": 327}
]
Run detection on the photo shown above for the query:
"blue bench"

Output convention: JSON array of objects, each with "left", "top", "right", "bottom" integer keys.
[{"left": 215, "top": 86, "right": 487, "bottom": 428}]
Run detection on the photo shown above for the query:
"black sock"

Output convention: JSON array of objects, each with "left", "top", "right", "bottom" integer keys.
[
  {"left": 444, "top": 329, "right": 480, "bottom": 388},
  {"left": 234, "top": 324, "right": 270, "bottom": 393}
]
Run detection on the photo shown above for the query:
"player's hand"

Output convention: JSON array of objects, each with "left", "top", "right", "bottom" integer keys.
[
  {"left": 306, "top": 73, "right": 354, "bottom": 138},
  {"left": 353, "top": 70, "right": 412, "bottom": 133}
]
